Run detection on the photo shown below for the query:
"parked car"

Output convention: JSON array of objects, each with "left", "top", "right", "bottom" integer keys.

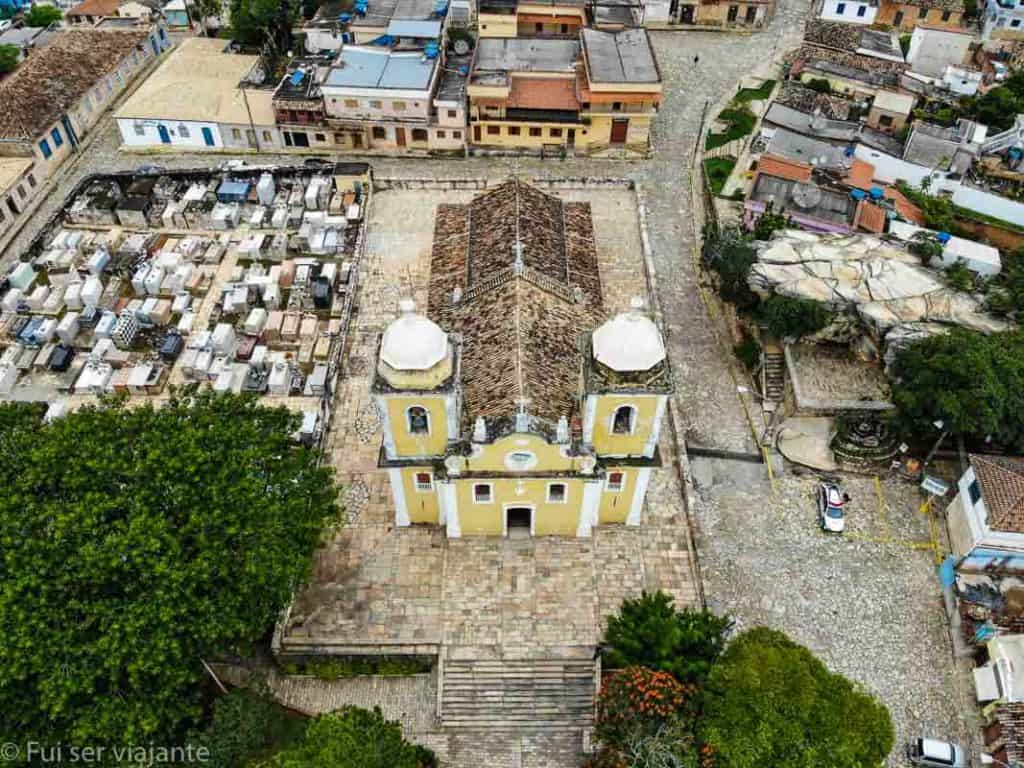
[
  {"left": 817, "top": 481, "right": 847, "bottom": 533},
  {"left": 906, "top": 738, "right": 967, "bottom": 768},
  {"left": 0, "top": 20, "right": 12, "bottom": 33}
]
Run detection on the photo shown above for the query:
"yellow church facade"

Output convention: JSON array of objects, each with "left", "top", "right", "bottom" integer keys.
[{"left": 371, "top": 180, "right": 672, "bottom": 538}]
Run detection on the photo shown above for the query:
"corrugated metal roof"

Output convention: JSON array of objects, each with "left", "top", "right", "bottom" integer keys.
[
  {"left": 385, "top": 19, "right": 441, "bottom": 37},
  {"left": 324, "top": 47, "right": 435, "bottom": 89}
]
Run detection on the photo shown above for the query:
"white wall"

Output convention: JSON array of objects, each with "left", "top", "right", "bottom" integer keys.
[
  {"left": 820, "top": 0, "right": 877, "bottom": 23},
  {"left": 117, "top": 118, "right": 223, "bottom": 149}
]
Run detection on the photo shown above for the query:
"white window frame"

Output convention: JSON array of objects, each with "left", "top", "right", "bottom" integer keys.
[
  {"left": 406, "top": 405, "right": 431, "bottom": 436},
  {"left": 546, "top": 482, "right": 568, "bottom": 504},
  {"left": 414, "top": 471, "right": 434, "bottom": 492},
  {"left": 473, "top": 482, "right": 493, "bottom": 504},
  {"left": 610, "top": 405, "right": 637, "bottom": 436},
  {"left": 606, "top": 471, "right": 627, "bottom": 493}
]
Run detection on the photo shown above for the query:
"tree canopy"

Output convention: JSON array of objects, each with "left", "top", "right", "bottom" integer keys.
[
  {"left": 0, "top": 43, "right": 19, "bottom": 75},
  {"left": 267, "top": 707, "right": 436, "bottom": 768},
  {"left": 603, "top": 591, "right": 733, "bottom": 686},
  {"left": 229, "top": 0, "right": 297, "bottom": 50},
  {"left": 891, "top": 328, "right": 1024, "bottom": 449},
  {"left": 700, "top": 628, "right": 893, "bottom": 768},
  {"left": 0, "top": 392, "right": 338, "bottom": 745},
  {"left": 23, "top": 4, "right": 63, "bottom": 25}
]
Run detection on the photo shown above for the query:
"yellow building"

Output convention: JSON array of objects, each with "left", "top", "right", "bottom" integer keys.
[{"left": 372, "top": 179, "right": 673, "bottom": 537}]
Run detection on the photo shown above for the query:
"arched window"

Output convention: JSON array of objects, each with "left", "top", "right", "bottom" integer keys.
[
  {"left": 612, "top": 405, "right": 636, "bottom": 435},
  {"left": 407, "top": 406, "right": 429, "bottom": 435}
]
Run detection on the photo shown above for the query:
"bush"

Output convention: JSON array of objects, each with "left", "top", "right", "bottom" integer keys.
[
  {"left": 943, "top": 259, "right": 976, "bottom": 292},
  {"left": 733, "top": 331, "right": 760, "bottom": 371},
  {"left": 188, "top": 688, "right": 307, "bottom": 768},
  {"left": 702, "top": 226, "right": 759, "bottom": 309},
  {"left": 267, "top": 706, "right": 436, "bottom": 768},
  {"left": 752, "top": 203, "right": 788, "bottom": 241},
  {"left": 755, "top": 295, "right": 832, "bottom": 340},
  {"left": 596, "top": 667, "right": 697, "bottom": 751},
  {"left": 602, "top": 591, "right": 733, "bottom": 686},
  {"left": 0, "top": 43, "right": 18, "bottom": 75},
  {"left": 700, "top": 628, "right": 894, "bottom": 768},
  {"left": 704, "top": 157, "right": 736, "bottom": 195},
  {"left": 23, "top": 4, "right": 62, "bottom": 24},
  {"left": 908, "top": 231, "right": 943, "bottom": 266},
  {"left": 378, "top": 658, "right": 429, "bottom": 676}
]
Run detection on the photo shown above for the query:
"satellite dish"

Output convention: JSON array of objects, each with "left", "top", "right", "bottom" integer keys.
[
  {"left": 791, "top": 183, "right": 822, "bottom": 210},
  {"left": 453, "top": 38, "right": 469, "bottom": 54}
]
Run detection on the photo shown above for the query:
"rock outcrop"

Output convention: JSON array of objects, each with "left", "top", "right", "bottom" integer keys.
[{"left": 749, "top": 231, "right": 1012, "bottom": 355}]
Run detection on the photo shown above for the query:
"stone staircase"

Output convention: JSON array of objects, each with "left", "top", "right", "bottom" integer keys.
[
  {"left": 440, "top": 657, "right": 596, "bottom": 730},
  {"left": 762, "top": 347, "right": 786, "bottom": 406}
]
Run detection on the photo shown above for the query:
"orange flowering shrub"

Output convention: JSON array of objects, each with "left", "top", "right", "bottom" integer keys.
[{"left": 595, "top": 666, "right": 697, "bottom": 749}]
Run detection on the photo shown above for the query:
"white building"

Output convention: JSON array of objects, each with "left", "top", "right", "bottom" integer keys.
[
  {"left": 906, "top": 26, "right": 973, "bottom": 79},
  {"left": 818, "top": 0, "right": 879, "bottom": 23},
  {"left": 948, "top": 455, "right": 1024, "bottom": 573},
  {"left": 983, "top": 0, "right": 1024, "bottom": 42},
  {"left": 115, "top": 37, "right": 280, "bottom": 152}
]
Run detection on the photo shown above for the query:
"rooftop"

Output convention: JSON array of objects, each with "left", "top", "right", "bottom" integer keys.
[
  {"left": 323, "top": 47, "right": 436, "bottom": 90},
  {"left": 763, "top": 102, "right": 859, "bottom": 142},
  {"left": 796, "top": 44, "right": 905, "bottom": 88},
  {"left": 0, "top": 28, "right": 152, "bottom": 141},
  {"left": 508, "top": 76, "right": 579, "bottom": 111},
  {"left": 581, "top": 28, "right": 660, "bottom": 85},
  {"left": 749, "top": 173, "right": 854, "bottom": 226},
  {"left": 903, "top": 120, "right": 980, "bottom": 173},
  {"left": 853, "top": 199, "right": 887, "bottom": 233},
  {"left": 0, "top": 158, "right": 33, "bottom": 194},
  {"left": 0, "top": 26, "right": 46, "bottom": 47},
  {"left": 435, "top": 54, "right": 470, "bottom": 102},
  {"left": 971, "top": 454, "right": 1024, "bottom": 533},
  {"left": 66, "top": 0, "right": 120, "bottom": 16},
  {"left": 474, "top": 37, "right": 580, "bottom": 73},
  {"left": 350, "top": 0, "right": 437, "bottom": 27},
  {"left": 804, "top": 21, "right": 904, "bottom": 62},
  {"left": 115, "top": 37, "right": 275, "bottom": 125},
  {"left": 425, "top": 179, "right": 603, "bottom": 435},
  {"left": 899, "top": 0, "right": 964, "bottom": 10},
  {"left": 775, "top": 81, "right": 854, "bottom": 120},
  {"left": 872, "top": 89, "right": 916, "bottom": 115},
  {"left": 757, "top": 153, "right": 813, "bottom": 183},
  {"left": 766, "top": 128, "right": 852, "bottom": 170}
]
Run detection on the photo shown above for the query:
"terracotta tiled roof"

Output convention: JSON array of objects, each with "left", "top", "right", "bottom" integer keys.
[
  {"left": 507, "top": 76, "right": 579, "bottom": 111},
  {"left": 427, "top": 180, "right": 603, "bottom": 435},
  {"left": 884, "top": 187, "right": 925, "bottom": 225},
  {"left": 891, "top": 0, "right": 964, "bottom": 11},
  {"left": 846, "top": 159, "right": 876, "bottom": 190},
  {"left": 0, "top": 29, "right": 150, "bottom": 140},
  {"left": 67, "top": 0, "right": 121, "bottom": 16},
  {"left": 775, "top": 81, "right": 853, "bottom": 120},
  {"left": 971, "top": 454, "right": 1024, "bottom": 533},
  {"left": 756, "top": 154, "right": 813, "bottom": 183},
  {"left": 854, "top": 200, "right": 887, "bottom": 233}
]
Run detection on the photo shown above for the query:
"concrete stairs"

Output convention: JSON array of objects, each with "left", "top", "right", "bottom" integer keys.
[
  {"left": 762, "top": 347, "right": 786, "bottom": 406},
  {"left": 439, "top": 658, "right": 596, "bottom": 730}
]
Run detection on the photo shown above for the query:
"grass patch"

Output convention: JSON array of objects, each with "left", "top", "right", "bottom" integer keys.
[
  {"left": 706, "top": 106, "right": 757, "bottom": 150},
  {"left": 734, "top": 80, "right": 776, "bottom": 104},
  {"left": 705, "top": 157, "right": 737, "bottom": 195}
]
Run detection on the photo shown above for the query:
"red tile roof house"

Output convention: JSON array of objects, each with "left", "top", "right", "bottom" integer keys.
[
  {"left": 0, "top": 27, "right": 168, "bottom": 180},
  {"left": 743, "top": 154, "right": 859, "bottom": 234}
]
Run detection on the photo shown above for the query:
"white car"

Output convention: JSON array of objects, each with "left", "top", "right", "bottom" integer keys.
[
  {"left": 0, "top": 20, "right": 12, "bottom": 33},
  {"left": 906, "top": 738, "right": 967, "bottom": 768},
  {"left": 817, "top": 482, "right": 847, "bottom": 533}
]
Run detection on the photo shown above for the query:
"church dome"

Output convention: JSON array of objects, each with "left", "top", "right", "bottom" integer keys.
[
  {"left": 592, "top": 299, "right": 666, "bottom": 372},
  {"left": 380, "top": 299, "right": 449, "bottom": 371}
]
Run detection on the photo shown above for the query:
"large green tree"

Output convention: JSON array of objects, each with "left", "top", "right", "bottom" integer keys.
[
  {"left": 230, "top": 0, "right": 296, "bottom": 50},
  {"left": 0, "top": 392, "right": 338, "bottom": 745},
  {"left": 0, "top": 43, "right": 19, "bottom": 74},
  {"left": 23, "top": 4, "right": 63, "bottom": 25},
  {"left": 267, "top": 707, "right": 435, "bottom": 768},
  {"left": 700, "top": 628, "right": 894, "bottom": 768},
  {"left": 602, "top": 591, "right": 733, "bottom": 686},
  {"left": 891, "top": 328, "right": 1024, "bottom": 449}
]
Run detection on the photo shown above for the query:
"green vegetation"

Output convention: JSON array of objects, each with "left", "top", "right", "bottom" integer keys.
[
  {"left": 908, "top": 231, "right": 943, "bottom": 266},
  {"left": 892, "top": 328, "right": 1024, "bottom": 449},
  {"left": 23, "top": 4, "right": 62, "bottom": 24},
  {"left": 0, "top": 43, "right": 19, "bottom": 75},
  {"left": 295, "top": 657, "right": 430, "bottom": 680},
  {"left": 985, "top": 247, "right": 1024, "bottom": 317},
  {"left": 230, "top": 0, "right": 298, "bottom": 50},
  {"left": 0, "top": 392, "right": 338, "bottom": 745},
  {"left": 734, "top": 79, "right": 776, "bottom": 104},
  {"left": 755, "top": 295, "right": 833, "bottom": 340},
  {"left": 188, "top": 689, "right": 308, "bottom": 768},
  {"left": 700, "top": 628, "right": 894, "bottom": 768},
  {"left": 267, "top": 706, "right": 436, "bottom": 768},
  {"left": 702, "top": 226, "right": 760, "bottom": 309},
  {"left": 704, "top": 156, "right": 736, "bottom": 195},
  {"left": 706, "top": 106, "right": 757, "bottom": 150},
  {"left": 899, "top": 33, "right": 911, "bottom": 57},
  {"left": 752, "top": 202, "right": 789, "bottom": 241},
  {"left": 593, "top": 599, "right": 893, "bottom": 768},
  {"left": 943, "top": 259, "right": 977, "bottom": 292},
  {"left": 734, "top": 331, "right": 761, "bottom": 371},
  {"left": 602, "top": 591, "right": 733, "bottom": 686},
  {"left": 898, "top": 182, "right": 1024, "bottom": 235}
]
